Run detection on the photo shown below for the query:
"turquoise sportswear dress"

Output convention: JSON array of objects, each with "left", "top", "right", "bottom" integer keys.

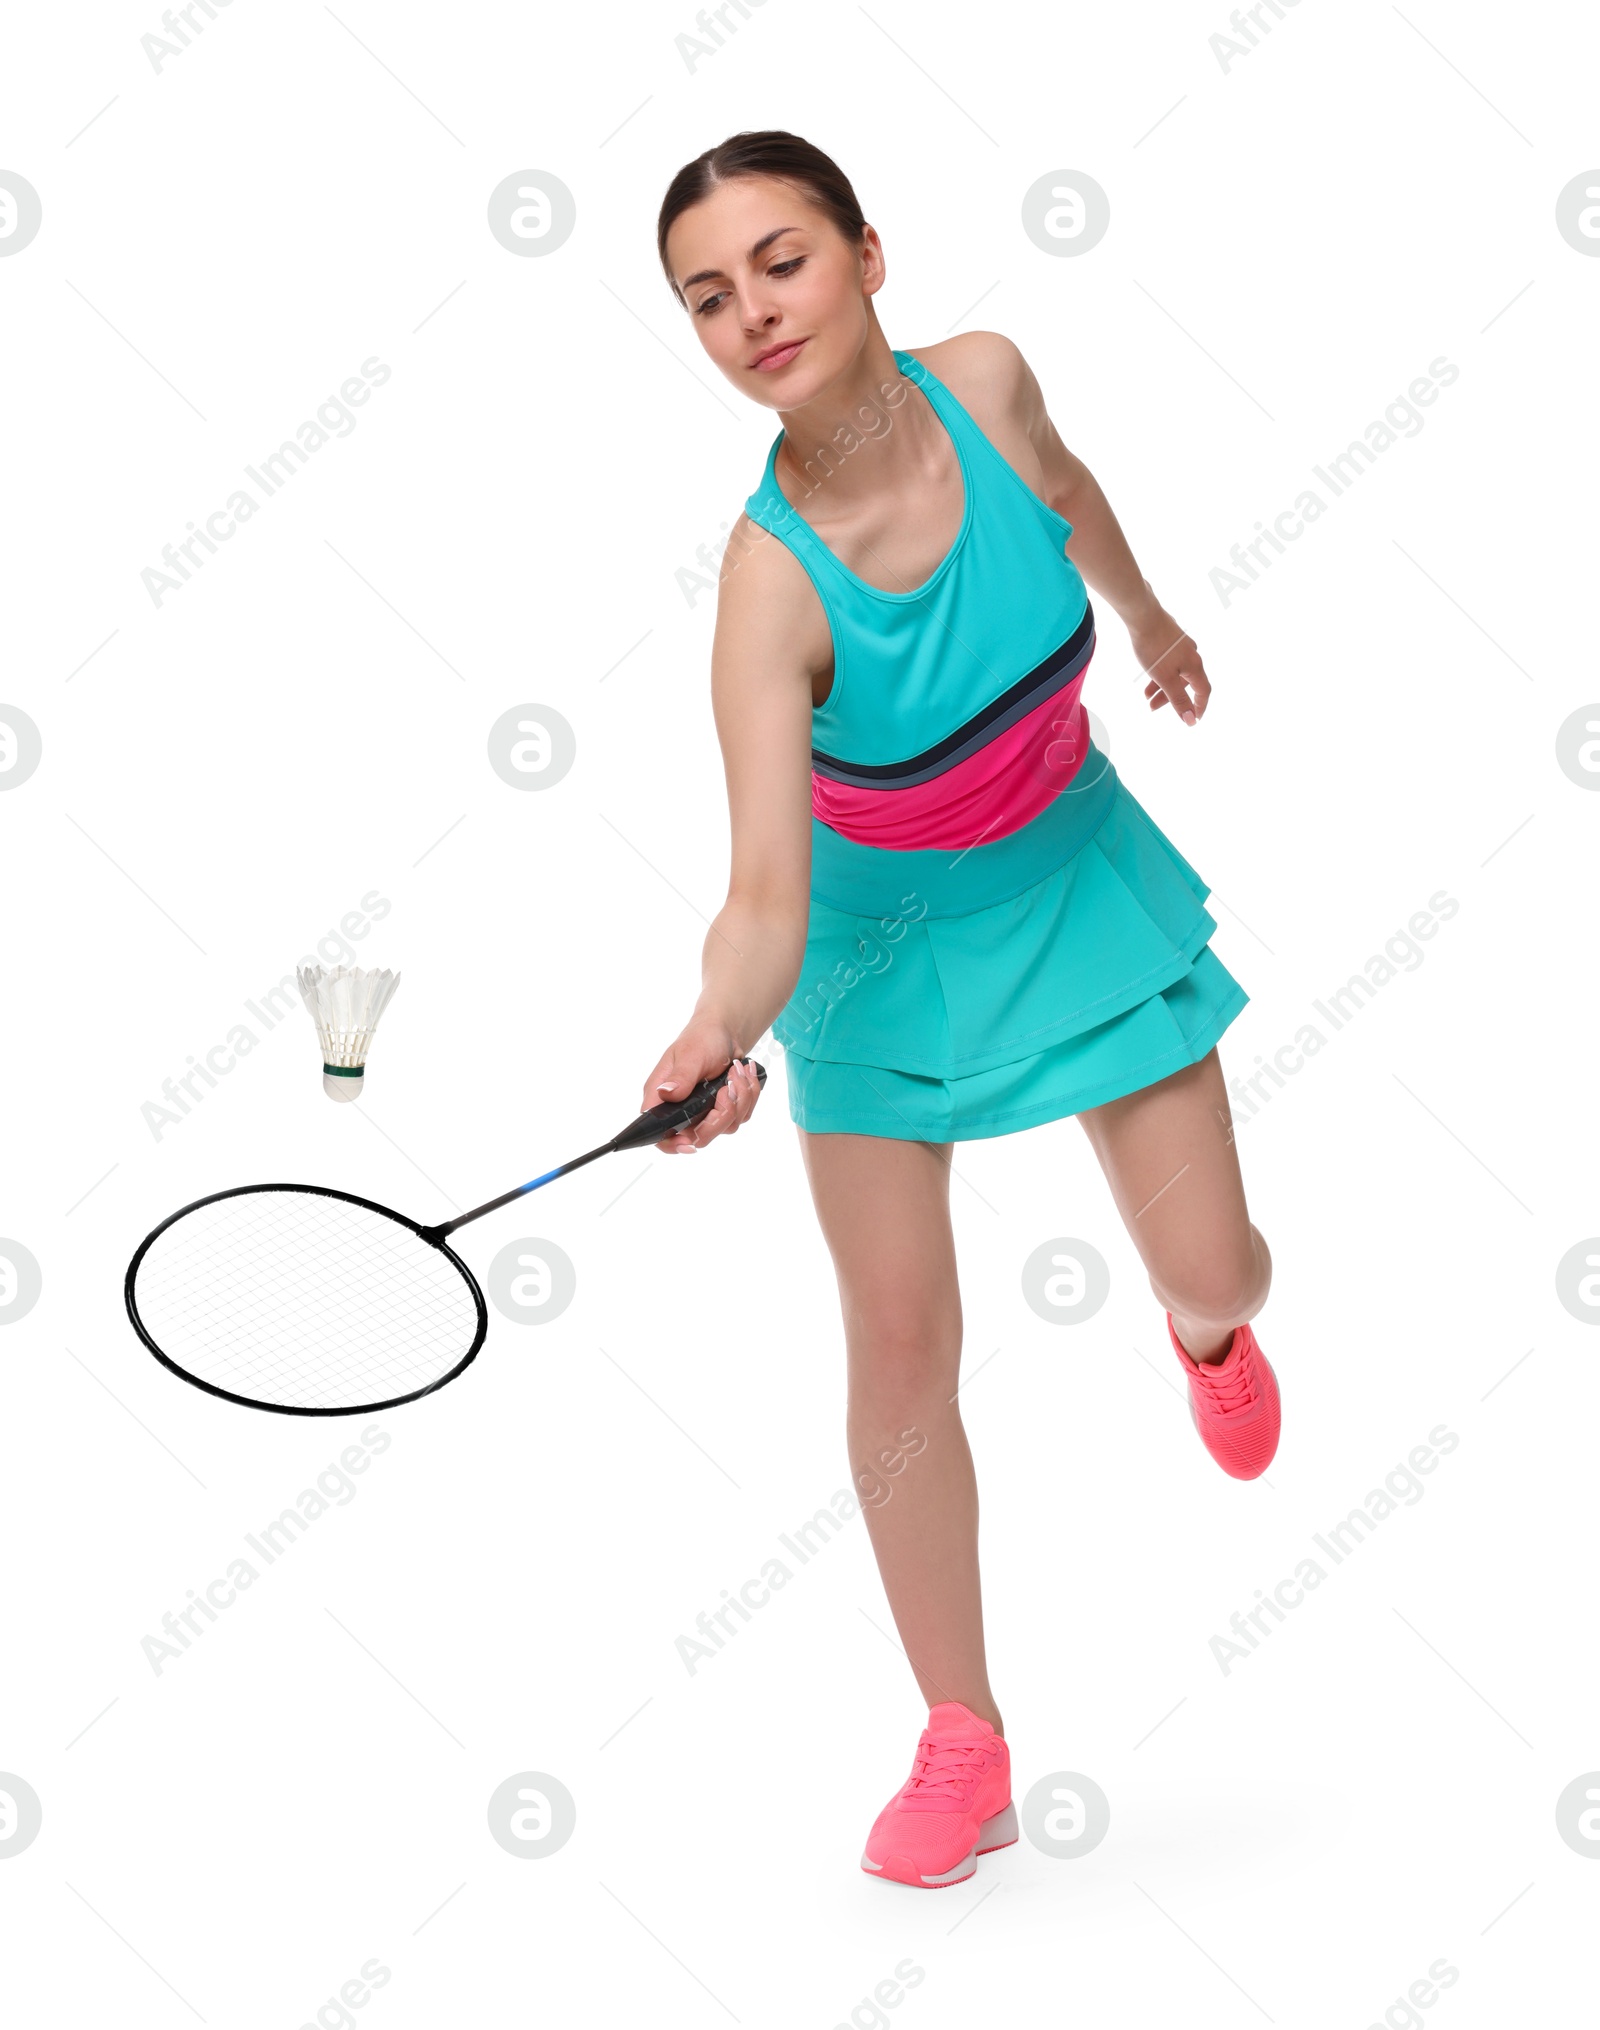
[{"left": 743, "top": 347, "right": 1248, "bottom": 1142}]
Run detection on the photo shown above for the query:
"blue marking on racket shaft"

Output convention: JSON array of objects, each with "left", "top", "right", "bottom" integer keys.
[
  {"left": 421, "top": 1134, "right": 621, "bottom": 1244},
  {"left": 419, "top": 1063, "right": 763, "bottom": 1246}
]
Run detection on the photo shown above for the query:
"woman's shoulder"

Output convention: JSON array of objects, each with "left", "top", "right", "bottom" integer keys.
[
  {"left": 901, "top": 330, "right": 1031, "bottom": 431},
  {"left": 904, "top": 331, "right": 1064, "bottom": 521},
  {"left": 715, "top": 508, "right": 834, "bottom": 678}
]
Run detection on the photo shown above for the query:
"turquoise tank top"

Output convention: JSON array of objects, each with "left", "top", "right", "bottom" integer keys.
[{"left": 742, "top": 349, "right": 1102, "bottom": 919}]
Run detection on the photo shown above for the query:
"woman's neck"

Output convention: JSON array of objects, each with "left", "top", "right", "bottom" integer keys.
[{"left": 771, "top": 333, "right": 938, "bottom": 516}]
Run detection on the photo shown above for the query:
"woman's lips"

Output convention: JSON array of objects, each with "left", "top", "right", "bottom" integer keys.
[{"left": 751, "top": 338, "right": 808, "bottom": 372}]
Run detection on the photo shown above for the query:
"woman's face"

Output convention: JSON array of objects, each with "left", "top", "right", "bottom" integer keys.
[{"left": 665, "top": 176, "right": 881, "bottom": 407}]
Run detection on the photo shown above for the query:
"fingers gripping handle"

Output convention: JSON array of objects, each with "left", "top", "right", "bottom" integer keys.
[{"left": 610, "top": 1057, "right": 767, "bottom": 1153}]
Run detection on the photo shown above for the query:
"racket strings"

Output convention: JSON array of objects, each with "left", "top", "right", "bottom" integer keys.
[{"left": 130, "top": 1191, "right": 481, "bottom": 1411}]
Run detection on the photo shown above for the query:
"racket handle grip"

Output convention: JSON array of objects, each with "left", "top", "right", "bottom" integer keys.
[{"left": 610, "top": 1057, "right": 767, "bottom": 1152}]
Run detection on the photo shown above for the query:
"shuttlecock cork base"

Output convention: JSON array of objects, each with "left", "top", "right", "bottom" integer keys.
[{"left": 296, "top": 964, "right": 401, "bottom": 1103}]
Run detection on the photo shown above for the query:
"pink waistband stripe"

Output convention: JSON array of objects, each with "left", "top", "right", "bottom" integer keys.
[{"left": 812, "top": 665, "right": 1094, "bottom": 852}]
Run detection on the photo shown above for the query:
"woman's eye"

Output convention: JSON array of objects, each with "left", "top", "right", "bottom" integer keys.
[{"left": 694, "top": 257, "right": 805, "bottom": 315}]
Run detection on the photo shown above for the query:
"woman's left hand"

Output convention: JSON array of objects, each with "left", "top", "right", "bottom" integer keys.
[{"left": 1128, "top": 602, "right": 1210, "bottom": 726}]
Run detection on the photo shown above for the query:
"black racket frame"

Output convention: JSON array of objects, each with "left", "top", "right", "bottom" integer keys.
[{"left": 124, "top": 1181, "right": 489, "bottom": 1418}]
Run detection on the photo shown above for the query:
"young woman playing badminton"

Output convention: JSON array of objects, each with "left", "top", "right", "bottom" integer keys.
[{"left": 644, "top": 131, "right": 1277, "bottom": 1890}]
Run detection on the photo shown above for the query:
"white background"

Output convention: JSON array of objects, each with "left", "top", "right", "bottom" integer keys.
[{"left": 2, "top": 0, "right": 1596, "bottom": 2023}]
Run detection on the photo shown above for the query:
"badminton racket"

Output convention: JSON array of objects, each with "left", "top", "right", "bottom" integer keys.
[{"left": 125, "top": 1057, "right": 766, "bottom": 1417}]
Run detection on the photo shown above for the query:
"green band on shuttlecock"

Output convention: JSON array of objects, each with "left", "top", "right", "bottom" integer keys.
[{"left": 322, "top": 1063, "right": 365, "bottom": 1078}]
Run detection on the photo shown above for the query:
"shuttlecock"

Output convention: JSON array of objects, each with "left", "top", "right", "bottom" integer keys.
[{"left": 296, "top": 964, "right": 401, "bottom": 1102}]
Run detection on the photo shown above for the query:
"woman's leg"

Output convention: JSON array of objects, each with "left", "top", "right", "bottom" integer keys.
[
  {"left": 1075, "top": 1045, "right": 1272, "bottom": 1359},
  {"left": 796, "top": 1126, "right": 1003, "bottom": 1734}
]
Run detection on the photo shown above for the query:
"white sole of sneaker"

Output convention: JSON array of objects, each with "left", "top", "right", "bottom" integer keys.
[{"left": 976, "top": 1801, "right": 1019, "bottom": 1853}]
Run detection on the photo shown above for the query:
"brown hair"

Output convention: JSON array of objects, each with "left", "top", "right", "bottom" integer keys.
[{"left": 656, "top": 129, "right": 867, "bottom": 306}]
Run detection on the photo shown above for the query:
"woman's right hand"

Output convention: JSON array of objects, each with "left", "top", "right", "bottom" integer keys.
[{"left": 640, "top": 1016, "right": 765, "bottom": 1154}]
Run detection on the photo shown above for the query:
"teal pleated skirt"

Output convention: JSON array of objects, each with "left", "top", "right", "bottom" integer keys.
[{"left": 772, "top": 742, "right": 1248, "bottom": 1142}]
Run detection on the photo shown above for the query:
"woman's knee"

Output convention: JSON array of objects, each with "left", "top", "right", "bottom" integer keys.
[
  {"left": 1152, "top": 1222, "right": 1272, "bottom": 1326},
  {"left": 844, "top": 1307, "right": 962, "bottom": 1414}
]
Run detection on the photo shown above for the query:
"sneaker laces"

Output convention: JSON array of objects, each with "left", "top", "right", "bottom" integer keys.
[
  {"left": 1189, "top": 1336, "right": 1258, "bottom": 1415},
  {"left": 904, "top": 1735, "right": 987, "bottom": 1803}
]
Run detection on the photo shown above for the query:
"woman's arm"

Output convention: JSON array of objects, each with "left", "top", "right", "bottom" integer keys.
[
  {"left": 1010, "top": 343, "right": 1212, "bottom": 726},
  {"left": 638, "top": 512, "right": 818, "bottom": 1151}
]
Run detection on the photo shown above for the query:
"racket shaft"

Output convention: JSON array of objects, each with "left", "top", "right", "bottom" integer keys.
[
  {"left": 426, "top": 1152, "right": 600, "bottom": 1240},
  {"left": 425, "top": 1059, "right": 765, "bottom": 1240}
]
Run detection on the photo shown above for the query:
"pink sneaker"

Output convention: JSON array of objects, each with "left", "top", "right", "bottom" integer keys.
[
  {"left": 861, "top": 1701, "right": 1016, "bottom": 1888},
  {"left": 1168, "top": 1313, "right": 1280, "bottom": 1479}
]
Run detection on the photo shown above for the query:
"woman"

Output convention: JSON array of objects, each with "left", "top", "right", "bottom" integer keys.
[{"left": 644, "top": 131, "right": 1277, "bottom": 1890}]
